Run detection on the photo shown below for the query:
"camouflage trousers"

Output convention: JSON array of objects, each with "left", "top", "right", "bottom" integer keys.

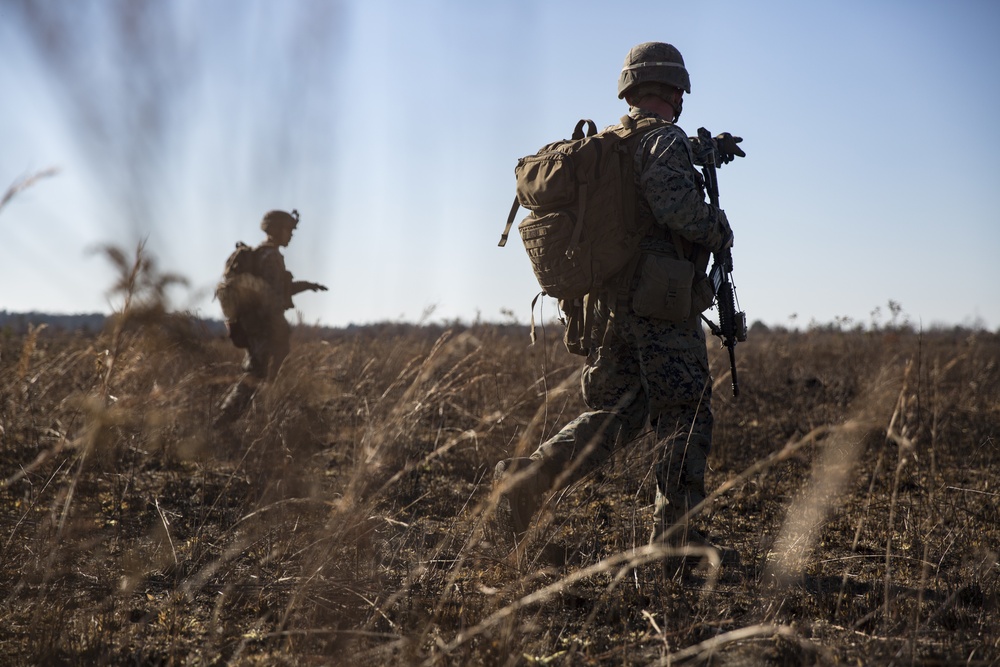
[
  {"left": 215, "top": 311, "right": 290, "bottom": 426},
  {"left": 240, "top": 311, "right": 291, "bottom": 381},
  {"left": 519, "top": 305, "right": 714, "bottom": 531}
]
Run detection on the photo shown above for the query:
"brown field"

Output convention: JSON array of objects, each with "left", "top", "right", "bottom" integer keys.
[{"left": 1, "top": 304, "right": 998, "bottom": 665}]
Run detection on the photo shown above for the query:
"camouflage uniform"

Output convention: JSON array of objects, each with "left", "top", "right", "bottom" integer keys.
[
  {"left": 216, "top": 243, "right": 296, "bottom": 424},
  {"left": 237, "top": 243, "right": 294, "bottom": 380},
  {"left": 502, "top": 108, "right": 731, "bottom": 539}
]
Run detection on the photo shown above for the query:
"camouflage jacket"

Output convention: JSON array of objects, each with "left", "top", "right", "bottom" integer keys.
[
  {"left": 253, "top": 243, "right": 295, "bottom": 310},
  {"left": 629, "top": 109, "right": 730, "bottom": 262}
]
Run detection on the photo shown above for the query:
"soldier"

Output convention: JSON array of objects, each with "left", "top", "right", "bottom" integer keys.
[
  {"left": 495, "top": 42, "right": 745, "bottom": 563},
  {"left": 214, "top": 209, "right": 327, "bottom": 425}
]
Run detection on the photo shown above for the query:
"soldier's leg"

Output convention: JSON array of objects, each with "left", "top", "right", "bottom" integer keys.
[
  {"left": 652, "top": 426, "right": 712, "bottom": 543},
  {"left": 655, "top": 348, "right": 713, "bottom": 536},
  {"left": 628, "top": 320, "right": 714, "bottom": 542},
  {"left": 495, "top": 408, "right": 647, "bottom": 542},
  {"left": 532, "top": 314, "right": 649, "bottom": 485},
  {"left": 240, "top": 315, "right": 272, "bottom": 380},
  {"left": 494, "top": 318, "right": 647, "bottom": 542},
  {"left": 220, "top": 316, "right": 269, "bottom": 426},
  {"left": 215, "top": 372, "right": 260, "bottom": 426},
  {"left": 267, "top": 317, "right": 291, "bottom": 380}
]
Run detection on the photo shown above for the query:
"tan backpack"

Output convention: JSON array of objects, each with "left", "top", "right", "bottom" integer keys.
[
  {"left": 215, "top": 243, "right": 279, "bottom": 331},
  {"left": 499, "top": 115, "right": 670, "bottom": 301}
]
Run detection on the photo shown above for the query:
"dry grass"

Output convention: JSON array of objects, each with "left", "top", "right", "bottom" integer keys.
[{"left": 1, "top": 261, "right": 997, "bottom": 665}]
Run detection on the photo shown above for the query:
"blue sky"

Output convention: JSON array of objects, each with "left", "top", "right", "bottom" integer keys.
[{"left": 1, "top": 0, "right": 998, "bottom": 330}]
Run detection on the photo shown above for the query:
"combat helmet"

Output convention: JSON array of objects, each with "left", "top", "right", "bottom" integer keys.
[
  {"left": 260, "top": 209, "right": 299, "bottom": 234},
  {"left": 617, "top": 42, "right": 691, "bottom": 99}
]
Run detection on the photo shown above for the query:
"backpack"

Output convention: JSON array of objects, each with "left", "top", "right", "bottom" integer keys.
[
  {"left": 215, "top": 242, "right": 276, "bottom": 326},
  {"left": 221, "top": 242, "right": 259, "bottom": 280},
  {"left": 498, "top": 114, "right": 671, "bottom": 301}
]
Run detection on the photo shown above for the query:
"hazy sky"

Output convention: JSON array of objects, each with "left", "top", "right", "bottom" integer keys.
[{"left": 1, "top": 0, "right": 998, "bottom": 330}]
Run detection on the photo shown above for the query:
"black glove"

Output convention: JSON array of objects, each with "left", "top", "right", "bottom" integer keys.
[{"left": 713, "top": 132, "right": 745, "bottom": 164}]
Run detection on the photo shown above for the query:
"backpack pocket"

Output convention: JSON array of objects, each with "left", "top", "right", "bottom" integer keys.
[
  {"left": 516, "top": 153, "right": 576, "bottom": 211},
  {"left": 519, "top": 211, "right": 592, "bottom": 299},
  {"left": 631, "top": 253, "right": 695, "bottom": 322}
]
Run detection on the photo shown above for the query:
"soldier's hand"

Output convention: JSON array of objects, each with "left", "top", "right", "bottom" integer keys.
[
  {"left": 713, "top": 133, "right": 745, "bottom": 164},
  {"left": 690, "top": 136, "right": 716, "bottom": 167},
  {"left": 311, "top": 283, "right": 328, "bottom": 292}
]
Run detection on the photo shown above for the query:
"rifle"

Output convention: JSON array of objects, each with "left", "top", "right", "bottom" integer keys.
[{"left": 698, "top": 127, "right": 747, "bottom": 398}]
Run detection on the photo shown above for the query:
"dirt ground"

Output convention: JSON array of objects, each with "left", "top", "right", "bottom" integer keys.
[{"left": 1, "top": 317, "right": 997, "bottom": 665}]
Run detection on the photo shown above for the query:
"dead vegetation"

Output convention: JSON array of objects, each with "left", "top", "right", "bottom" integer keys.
[{"left": 1, "top": 297, "right": 997, "bottom": 665}]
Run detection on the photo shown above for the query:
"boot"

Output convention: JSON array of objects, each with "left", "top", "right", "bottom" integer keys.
[
  {"left": 650, "top": 491, "right": 740, "bottom": 572},
  {"left": 651, "top": 520, "right": 731, "bottom": 556},
  {"left": 492, "top": 458, "right": 542, "bottom": 546}
]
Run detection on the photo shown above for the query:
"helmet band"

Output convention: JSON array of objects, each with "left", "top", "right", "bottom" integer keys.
[{"left": 622, "top": 61, "right": 688, "bottom": 73}]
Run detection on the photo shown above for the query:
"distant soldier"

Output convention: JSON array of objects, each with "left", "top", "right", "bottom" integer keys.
[{"left": 214, "top": 209, "right": 327, "bottom": 425}]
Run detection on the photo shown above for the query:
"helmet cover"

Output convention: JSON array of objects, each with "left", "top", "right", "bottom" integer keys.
[{"left": 617, "top": 42, "right": 691, "bottom": 99}]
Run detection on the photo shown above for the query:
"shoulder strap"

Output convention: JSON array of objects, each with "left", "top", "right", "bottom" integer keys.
[{"left": 618, "top": 114, "right": 672, "bottom": 138}]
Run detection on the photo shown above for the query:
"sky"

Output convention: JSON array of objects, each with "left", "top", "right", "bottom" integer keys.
[{"left": 1, "top": 0, "right": 998, "bottom": 331}]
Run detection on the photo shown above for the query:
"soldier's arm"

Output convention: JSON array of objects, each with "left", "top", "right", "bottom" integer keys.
[
  {"left": 688, "top": 132, "right": 745, "bottom": 167},
  {"left": 637, "top": 128, "right": 730, "bottom": 252},
  {"left": 290, "top": 280, "right": 327, "bottom": 295},
  {"left": 254, "top": 248, "right": 296, "bottom": 308}
]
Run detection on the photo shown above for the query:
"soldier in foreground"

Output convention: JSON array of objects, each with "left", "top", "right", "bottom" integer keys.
[
  {"left": 495, "top": 42, "right": 745, "bottom": 565},
  {"left": 214, "top": 209, "right": 327, "bottom": 426}
]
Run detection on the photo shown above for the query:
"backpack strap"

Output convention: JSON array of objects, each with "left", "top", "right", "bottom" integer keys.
[
  {"left": 619, "top": 113, "right": 670, "bottom": 138},
  {"left": 607, "top": 114, "right": 678, "bottom": 312},
  {"left": 498, "top": 196, "right": 520, "bottom": 247},
  {"left": 555, "top": 295, "right": 601, "bottom": 356},
  {"left": 567, "top": 184, "right": 588, "bottom": 257},
  {"left": 529, "top": 291, "right": 540, "bottom": 344},
  {"left": 567, "top": 121, "right": 601, "bottom": 277},
  {"left": 573, "top": 119, "right": 598, "bottom": 139}
]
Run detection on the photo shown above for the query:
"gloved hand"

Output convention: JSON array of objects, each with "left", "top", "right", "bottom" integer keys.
[
  {"left": 713, "top": 132, "right": 745, "bottom": 164},
  {"left": 690, "top": 136, "right": 716, "bottom": 167}
]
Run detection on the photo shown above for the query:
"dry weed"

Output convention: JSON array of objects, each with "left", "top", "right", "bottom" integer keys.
[{"left": 0, "top": 311, "right": 997, "bottom": 664}]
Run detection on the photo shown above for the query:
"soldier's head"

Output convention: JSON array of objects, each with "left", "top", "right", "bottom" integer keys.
[
  {"left": 618, "top": 42, "right": 689, "bottom": 122},
  {"left": 260, "top": 209, "right": 299, "bottom": 246}
]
